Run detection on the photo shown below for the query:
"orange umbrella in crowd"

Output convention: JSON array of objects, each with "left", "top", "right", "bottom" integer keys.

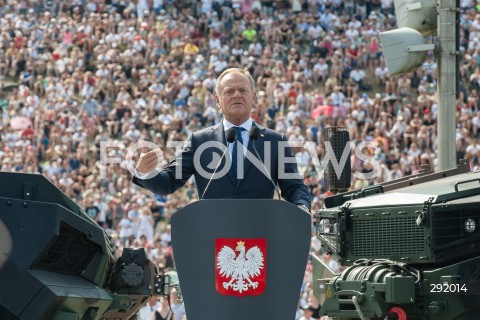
[
  {"left": 10, "top": 116, "right": 32, "bottom": 130},
  {"left": 311, "top": 104, "right": 334, "bottom": 119}
]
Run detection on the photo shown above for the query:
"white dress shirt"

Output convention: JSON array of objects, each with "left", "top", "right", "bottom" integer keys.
[{"left": 222, "top": 117, "right": 253, "bottom": 160}]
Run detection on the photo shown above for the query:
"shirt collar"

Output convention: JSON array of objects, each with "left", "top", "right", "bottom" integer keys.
[{"left": 222, "top": 118, "right": 253, "bottom": 132}]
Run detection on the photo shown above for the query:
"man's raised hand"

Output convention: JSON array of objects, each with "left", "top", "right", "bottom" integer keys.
[{"left": 136, "top": 146, "right": 165, "bottom": 175}]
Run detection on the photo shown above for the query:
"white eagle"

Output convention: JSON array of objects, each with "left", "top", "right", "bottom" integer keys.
[{"left": 217, "top": 241, "right": 264, "bottom": 293}]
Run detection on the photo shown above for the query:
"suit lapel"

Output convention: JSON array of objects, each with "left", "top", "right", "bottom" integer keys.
[
  {"left": 243, "top": 123, "right": 266, "bottom": 181},
  {"left": 212, "top": 122, "right": 225, "bottom": 144},
  {"left": 211, "top": 123, "right": 236, "bottom": 185}
]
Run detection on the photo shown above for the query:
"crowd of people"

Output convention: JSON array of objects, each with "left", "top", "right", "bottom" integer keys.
[{"left": 1, "top": 0, "right": 480, "bottom": 319}]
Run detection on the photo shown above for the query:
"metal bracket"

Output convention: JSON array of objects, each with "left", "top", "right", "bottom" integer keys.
[
  {"left": 406, "top": 44, "right": 435, "bottom": 52},
  {"left": 162, "top": 271, "right": 183, "bottom": 303},
  {"left": 454, "top": 178, "right": 480, "bottom": 192},
  {"left": 437, "top": 7, "right": 457, "bottom": 12},
  {"left": 154, "top": 274, "right": 166, "bottom": 295},
  {"left": 406, "top": 2, "right": 422, "bottom": 10},
  {"left": 339, "top": 203, "right": 351, "bottom": 256}
]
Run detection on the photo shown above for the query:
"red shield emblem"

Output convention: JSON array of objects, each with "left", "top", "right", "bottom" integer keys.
[{"left": 215, "top": 238, "right": 267, "bottom": 297}]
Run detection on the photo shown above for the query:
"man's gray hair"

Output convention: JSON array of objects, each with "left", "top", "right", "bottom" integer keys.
[{"left": 215, "top": 68, "right": 255, "bottom": 94}]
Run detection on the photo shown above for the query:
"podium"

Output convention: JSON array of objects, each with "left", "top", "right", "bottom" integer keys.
[{"left": 171, "top": 199, "right": 311, "bottom": 320}]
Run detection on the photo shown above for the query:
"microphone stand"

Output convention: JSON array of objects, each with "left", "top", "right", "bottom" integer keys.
[
  {"left": 201, "top": 128, "right": 235, "bottom": 199},
  {"left": 250, "top": 127, "right": 282, "bottom": 199}
]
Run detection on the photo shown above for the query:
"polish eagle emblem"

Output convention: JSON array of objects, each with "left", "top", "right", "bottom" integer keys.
[{"left": 215, "top": 239, "right": 266, "bottom": 296}]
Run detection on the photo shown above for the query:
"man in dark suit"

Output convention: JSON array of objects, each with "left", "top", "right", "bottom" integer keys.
[{"left": 133, "top": 68, "right": 311, "bottom": 212}]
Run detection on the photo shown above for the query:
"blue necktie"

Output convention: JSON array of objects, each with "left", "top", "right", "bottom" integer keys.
[{"left": 231, "top": 127, "right": 244, "bottom": 181}]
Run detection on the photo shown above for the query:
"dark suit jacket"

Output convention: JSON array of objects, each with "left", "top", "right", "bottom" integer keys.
[{"left": 132, "top": 122, "right": 311, "bottom": 208}]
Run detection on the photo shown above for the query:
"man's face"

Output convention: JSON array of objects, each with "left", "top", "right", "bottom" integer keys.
[{"left": 216, "top": 72, "right": 256, "bottom": 125}]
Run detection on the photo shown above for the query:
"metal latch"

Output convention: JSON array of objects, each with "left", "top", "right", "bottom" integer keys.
[{"left": 416, "top": 197, "right": 433, "bottom": 227}]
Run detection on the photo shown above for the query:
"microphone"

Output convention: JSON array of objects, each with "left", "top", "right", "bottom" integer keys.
[
  {"left": 201, "top": 128, "right": 236, "bottom": 199},
  {"left": 249, "top": 126, "right": 282, "bottom": 199}
]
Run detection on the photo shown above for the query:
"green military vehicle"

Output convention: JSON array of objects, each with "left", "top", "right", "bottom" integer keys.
[{"left": 314, "top": 160, "right": 480, "bottom": 319}]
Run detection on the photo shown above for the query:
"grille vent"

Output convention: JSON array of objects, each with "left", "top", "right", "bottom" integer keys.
[
  {"left": 33, "top": 223, "right": 98, "bottom": 275},
  {"left": 350, "top": 217, "right": 425, "bottom": 257}
]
